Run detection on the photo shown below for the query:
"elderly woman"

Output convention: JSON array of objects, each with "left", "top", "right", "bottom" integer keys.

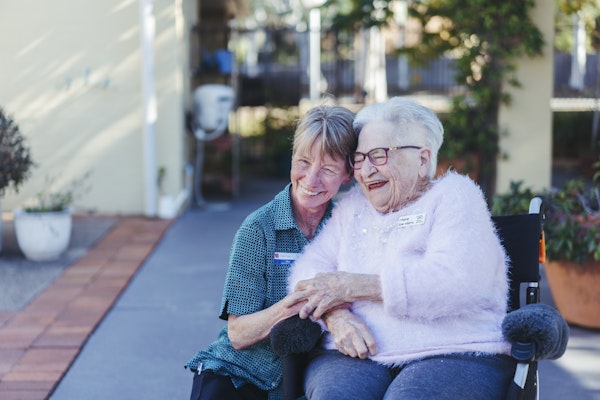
[
  {"left": 186, "top": 105, "right": 357, "bottom": 400},
  {"left": 288, "top": 97, "right": 514, "bottom": 400}
]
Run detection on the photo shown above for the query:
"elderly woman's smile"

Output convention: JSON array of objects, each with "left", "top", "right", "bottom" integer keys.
[{"left": 364, "top": 179, "right": 388, "bottom": 190}]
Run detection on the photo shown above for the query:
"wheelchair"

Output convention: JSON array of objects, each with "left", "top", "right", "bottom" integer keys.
[{"left": 271, "top": 197, "right": 569, "bottom": 400}]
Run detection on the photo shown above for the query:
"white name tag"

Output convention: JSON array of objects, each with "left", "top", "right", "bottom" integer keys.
[
  {"left": 397, "top": 213, "right": 426, "bottom": 228},
  {"left": 274, "top": 252, "right": 300, "bottom": 265}
]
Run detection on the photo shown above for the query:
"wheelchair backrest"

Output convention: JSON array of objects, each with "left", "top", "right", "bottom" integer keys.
[{"left": 492, "top": 198, "right": 544, "bottom": 312}]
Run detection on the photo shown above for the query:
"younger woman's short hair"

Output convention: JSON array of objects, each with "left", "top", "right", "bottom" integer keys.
[{"left": 293, "top": 105, "right": 358, "bottom": 173}]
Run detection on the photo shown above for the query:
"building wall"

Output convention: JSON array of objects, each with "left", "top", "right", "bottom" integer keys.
[
  {"left": 0, "top": 0, "right": 194, "bottom": 215},
  {"left": 497, "top": 1, "right": 554, "bottom": 194}
]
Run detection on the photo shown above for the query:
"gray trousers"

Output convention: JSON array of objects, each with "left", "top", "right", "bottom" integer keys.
[{"left": 304, "top": 349, "right": 516, "bottom": 400}]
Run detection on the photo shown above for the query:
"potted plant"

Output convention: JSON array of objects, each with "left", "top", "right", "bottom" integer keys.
[
  {"left": 13, "top": 173, "right": 90, "bottom": 261},
  {"left": 0, "top": 107, "right": 35, "bottom": 253},
  {"left": 492, "top": 179, "right": 600, "bottom": 329}
]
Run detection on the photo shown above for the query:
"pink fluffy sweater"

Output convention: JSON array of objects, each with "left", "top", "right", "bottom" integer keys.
[{"left": 288, "top": 172, "right": 512, "bottom": 366}]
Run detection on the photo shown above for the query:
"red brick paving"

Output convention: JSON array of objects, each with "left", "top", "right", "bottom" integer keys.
[{"left": 0, "top": 217, "right": 172, "bottom": 400}]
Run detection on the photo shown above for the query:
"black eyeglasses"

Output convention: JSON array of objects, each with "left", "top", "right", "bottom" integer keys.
[{"left": 350, "top": 146, "right": 422, "bottom": 169}]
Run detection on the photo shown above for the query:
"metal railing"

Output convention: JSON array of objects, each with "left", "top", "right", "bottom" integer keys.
[{"left": 192, "top": 26, "right": 599, "bottom": 109}]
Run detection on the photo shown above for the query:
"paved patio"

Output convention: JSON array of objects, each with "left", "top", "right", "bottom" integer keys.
[{"left": 0, "top": 216, "right": 172, "bottom": 399}]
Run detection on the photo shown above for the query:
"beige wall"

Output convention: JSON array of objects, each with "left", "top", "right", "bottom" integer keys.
[
  {"left": 0, "top": 0, "right": 194, "bottom": 214},
  {"left": 497, "top": 1, "right": 554, "bottom": 194}
]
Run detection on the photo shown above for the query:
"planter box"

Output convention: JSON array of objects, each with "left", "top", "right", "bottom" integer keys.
[{"left": 545, "top": 260, "right": 600, "bottom": 329}]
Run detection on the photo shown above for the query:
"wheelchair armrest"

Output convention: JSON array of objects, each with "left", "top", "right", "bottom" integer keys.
[
  {"left": 270, "top": 315, "right": 323, "bottom": 357},
  {"left": 501, "top": 303, "right": 569, "bottom": 361}
]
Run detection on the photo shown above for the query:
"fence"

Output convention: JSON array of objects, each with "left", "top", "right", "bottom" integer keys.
[{"left": 193, "top": 26, "right": 600, "bottom": 107}]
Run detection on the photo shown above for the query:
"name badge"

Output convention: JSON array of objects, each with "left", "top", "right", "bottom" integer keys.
[
  {"left": 274, "top": 252, "right": 300, "bottom": 265},
  {"left": 397, "top": 213, "right": 426, "bottom": 228}
]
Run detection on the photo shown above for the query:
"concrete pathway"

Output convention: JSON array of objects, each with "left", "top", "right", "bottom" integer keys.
[{"left": 50, "top": 180, "right": 280, "bottom": 400}]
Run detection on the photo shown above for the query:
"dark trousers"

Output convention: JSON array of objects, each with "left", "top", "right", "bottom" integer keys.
[{"left": 190, "top": 370, "right": 268, "bottom": 400}]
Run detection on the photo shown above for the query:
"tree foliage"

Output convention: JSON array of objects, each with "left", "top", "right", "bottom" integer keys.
[
  {"left": 326, "top": 0, "right": 396, "bottom": 30},
  {"left": 0, "top": 108, "right": 34, "bottom": 195},
  {"left": 555, "top": 0, "right": 600, "bottom": 53},
  {"left": 405, "top": 0, "right": 545, "bottom": 200}
]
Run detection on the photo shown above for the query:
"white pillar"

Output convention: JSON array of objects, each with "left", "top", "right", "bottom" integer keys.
[
  {"left": 139, "top": 0, "right": 158, "bottom": 217},
  {"left": 309, "top": 8, "right": 321, "bottom": 100},
  {"left": 569, "top": 11, "right": 587, "bottom": 91},
  {"left": 394, "top": 0, "right": 410, "bottom": 91},
  {"left": 364, "top": 26, "right": 387, "bottom": 103},
  {"left": 497, "top": 0, "right": 553, "bottom": 193}
]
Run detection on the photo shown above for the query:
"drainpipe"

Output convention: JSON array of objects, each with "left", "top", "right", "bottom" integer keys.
[
  {"left": 302, "top": 0, "right": 326, "bottom": 101},
  {"left": 139, "top": 0, "right": 158, "bottom": 217},
  {"left": 308, "top": 7, "right": 321, "bottom": 101}
]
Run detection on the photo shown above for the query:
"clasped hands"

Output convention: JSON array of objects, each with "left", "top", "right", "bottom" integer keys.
[{"left": 288, "top": 271, "right": 379, "bottom": 359}]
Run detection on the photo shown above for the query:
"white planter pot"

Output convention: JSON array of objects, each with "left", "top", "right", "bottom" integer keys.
[{"left": 13, "top": 209, "right": 72, "bottom": 261}]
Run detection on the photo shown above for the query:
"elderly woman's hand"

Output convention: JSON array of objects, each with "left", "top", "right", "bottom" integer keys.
[
  {"left": 294, "top": 271, "right": 382, "bottom": 320},
  {"left": 323, "top": 308, "right": 378, "bottom": 359}
]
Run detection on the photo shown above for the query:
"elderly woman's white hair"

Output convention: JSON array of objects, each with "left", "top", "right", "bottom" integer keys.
[{"left": 353, "top": 97, "right": 444, "bottom": 178}]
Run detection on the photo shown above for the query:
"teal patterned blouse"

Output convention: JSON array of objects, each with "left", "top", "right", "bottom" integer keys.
[{"left": 186, "top": 184, "right": 333, "bottom": 400}]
